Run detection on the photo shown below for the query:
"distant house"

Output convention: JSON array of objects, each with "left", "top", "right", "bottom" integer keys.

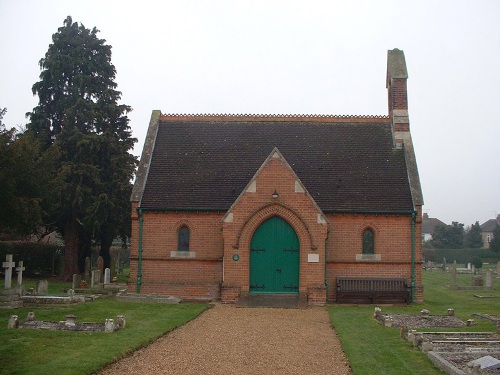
[
  {"left": 480, "top": 215, "right": 500, "bottom": 248},
  {"left": 421, "top": 213, "right": 445, "bottom": 243}
]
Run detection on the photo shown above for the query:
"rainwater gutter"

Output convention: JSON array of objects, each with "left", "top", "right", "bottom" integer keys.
[{"left": 324, "top": 230, "right": 330, "bottom": 303}]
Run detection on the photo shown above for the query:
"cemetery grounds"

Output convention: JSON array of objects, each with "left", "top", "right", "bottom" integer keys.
[{"left": 0, "top": 268, "right": 499, "bottom": 374}]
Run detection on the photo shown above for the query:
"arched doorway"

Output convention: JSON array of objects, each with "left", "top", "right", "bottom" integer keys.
[{"left": 249, "top": 216, "right": 300, "bottom": 294}]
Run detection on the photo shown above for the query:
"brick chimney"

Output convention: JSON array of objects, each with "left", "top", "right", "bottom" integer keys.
[{"left": 387, "top": 49, "right": 409, "bottom": 146}]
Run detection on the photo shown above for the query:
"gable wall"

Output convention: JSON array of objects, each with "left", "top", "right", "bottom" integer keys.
[{"left": 221, "top": 155, "right": 329, "bottom": 304}]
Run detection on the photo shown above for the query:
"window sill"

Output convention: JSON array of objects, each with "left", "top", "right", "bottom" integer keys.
[
  {"left": 355, "top": 254, "right": 381, "bottom": 262},
  {"left": 170, "top": 251, "right": 196, "bottom": 259}
]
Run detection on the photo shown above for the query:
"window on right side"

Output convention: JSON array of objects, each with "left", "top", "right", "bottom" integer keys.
[{"left": 362, "top": 228, "right": 375, "bottom": 254}]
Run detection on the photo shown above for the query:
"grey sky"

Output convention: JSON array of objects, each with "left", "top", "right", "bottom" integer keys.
[{"left": 1, "top": 0, "right": 499, "bottom": 226}]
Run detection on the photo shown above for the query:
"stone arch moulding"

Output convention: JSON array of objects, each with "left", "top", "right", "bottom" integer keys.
[
  {"left": 234, "top": 203, "right": 315, "bottom": 251},
  {"left": 356, "top": 221, "right": 381, "bottom": 236},
  {"left": 173, "top": 219, "right": 193, "bottom": 231}
]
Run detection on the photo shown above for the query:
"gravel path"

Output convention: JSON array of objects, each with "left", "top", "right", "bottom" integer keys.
[{"left": 98, "top": 304, "right": 353, "bottom": 375}]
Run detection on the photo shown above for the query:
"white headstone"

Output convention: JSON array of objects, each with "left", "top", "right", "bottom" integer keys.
[
  {"left": 2, "top": 254, "right": 15, "bottom": 289},
  {"left": 15, "top": 261, "right": 25, "bottom": 286},
  {"left": 104, "top": 268, "right": 111, "bottom": 284}
]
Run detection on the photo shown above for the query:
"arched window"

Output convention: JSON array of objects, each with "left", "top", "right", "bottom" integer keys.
[
  {"left": 178, "top": 226, "right": 190, "bottom": 252},
  {"left": 362, "top": 229, "right": 374, "bottom": 254}
]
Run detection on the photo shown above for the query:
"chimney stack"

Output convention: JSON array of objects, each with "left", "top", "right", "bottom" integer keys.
[{"left": 387, "top": 49, "right": 409, "bottom": 146}]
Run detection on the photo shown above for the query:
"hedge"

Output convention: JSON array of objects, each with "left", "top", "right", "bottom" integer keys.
[
  {"left": 0, "top": 242, "right": 63, "bottom": 277},
  {"left": 423, "top": 247, "right": 500, "bottom": 266}
]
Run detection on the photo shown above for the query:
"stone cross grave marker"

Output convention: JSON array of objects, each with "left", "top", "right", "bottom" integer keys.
[
  {"left": 3, "top": 254, "right": 15, "bottom": 289},
  {"left": 104, "top": 268, "right": 111, "bottom": 284},
  {"left": 15, "top": 261, "right": 25, "bottom": 286}
]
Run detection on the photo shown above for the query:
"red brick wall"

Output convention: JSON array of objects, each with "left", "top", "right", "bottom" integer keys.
[
  {"left": 129, "top": 160, "right": 423, "bottom": 304},
  {"left": 326, "top": 208, "right": 423, "bottom": 302}
]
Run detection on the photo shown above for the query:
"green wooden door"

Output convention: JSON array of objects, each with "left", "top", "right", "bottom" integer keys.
[{"left": 249, "top": 216, "right": 299, "bottom": 294}]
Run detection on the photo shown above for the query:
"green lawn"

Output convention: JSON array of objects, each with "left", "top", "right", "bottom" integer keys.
[
  {"left": 0, "top": 288, "right": 208, "bottom": 375},
  {"left": 1, "top": 271, "right": 499, "bottom": 374},
  {"left": 328, "top": 270, "right": 500, "bottom": 374}
]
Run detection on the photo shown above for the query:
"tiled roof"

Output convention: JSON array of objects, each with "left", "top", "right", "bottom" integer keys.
[
  {"left": 481, "top": 217, "right": 500, "bottom": 232},
  {"left": 422, "top": 217, "right": 446, "bottom": 234},
  {"left": 138, "top": 118, "right": 414, "bottom": 212}
]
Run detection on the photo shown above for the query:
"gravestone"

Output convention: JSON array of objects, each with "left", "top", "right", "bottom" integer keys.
[
  {"left": 72, "top": 274, "right": 82, "bottom": 289},
  {"left": 104, "top": 268, "right": 111, "bottom": 284},
  {"left": 485, "top": 270, "right": 493, "bottom": 288},
  {"left": 442, "top": 258, "right": 447, "bottom": 271},
  {"left": 468, "top": 355, "right": 500, "bottom": 371},
  {"left": 467, "top": 262, "right": 471, "bottom": 270},
  {"left": 84, "top": 257, "right": 91, "bottom": 281},
  {"left": 91, "top": 270, "right": 100, "bottom": 288},
  {"left": 471, "top": 265, "right": 476, "bottom": 275},
  {"left": 471, "top": 275, "right": 483, "bottom": 287},
  {"left": 3, "top": 254, "right": 15, "bottom": 289},
  {"left": 15, "top": 261, "right": 25, "bottom": 286},
  {"left": 97, "top": 256, "right": 104, "bottom": 283},
  {"left": 451, "top": 261, "right": 457, "bottom": 285},
  {"left": 37, "top": 279, "right": 49, "bottom": 294}
]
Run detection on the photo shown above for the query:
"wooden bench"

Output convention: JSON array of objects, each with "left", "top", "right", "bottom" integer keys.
[{"left": 336, "top": 277, "right": 410, "bottom": 304}]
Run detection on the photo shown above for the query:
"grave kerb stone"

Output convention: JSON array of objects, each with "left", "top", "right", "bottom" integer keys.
[{"left": 468, "top": 355, "right": 500, "bottom": 370}]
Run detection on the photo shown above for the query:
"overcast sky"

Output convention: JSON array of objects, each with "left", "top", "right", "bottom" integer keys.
[{"left": 1, "top": 0, "right": 499, "bottom": 226}]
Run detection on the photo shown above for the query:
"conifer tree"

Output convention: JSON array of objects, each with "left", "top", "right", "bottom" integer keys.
[{"left": 28, "top": 17, "right": 137, "bottom": 279}]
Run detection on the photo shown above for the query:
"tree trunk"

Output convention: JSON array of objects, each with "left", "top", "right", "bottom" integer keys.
[
  {"left": 63, "top": 219, "right": 80, "bottom": 281},
  {"left": 99, "top": 234, "right": 113, "bottom": 269}
]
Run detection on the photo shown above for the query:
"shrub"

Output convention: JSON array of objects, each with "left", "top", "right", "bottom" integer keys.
[
  {"left": 0, "top": 241, "right": 63, "bottom": 277},
  {"left": 468, "top": 256, "right": 483, "bottom": 269}
]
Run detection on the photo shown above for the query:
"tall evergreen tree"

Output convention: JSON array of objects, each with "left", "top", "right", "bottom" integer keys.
[
  {"left": 465, "top": 221, "right": 483, "bottom": 248},
  {"left": 27, "top": 17, "right": 137, "bottom": 280}
]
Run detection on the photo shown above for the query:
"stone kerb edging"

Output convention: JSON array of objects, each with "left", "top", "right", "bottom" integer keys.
[{"left": 8, "top": 312, "right": 125, "bottom": 333}]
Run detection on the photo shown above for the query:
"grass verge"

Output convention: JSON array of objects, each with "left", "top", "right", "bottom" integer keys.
[
  {"left": 328, "top": 270, "right": 500, "bottom": 375},
  {"left": 0, "top": 290, "right": 208, "bottom": 375}
]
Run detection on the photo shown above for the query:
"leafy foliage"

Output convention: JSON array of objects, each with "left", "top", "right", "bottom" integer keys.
[
  {"left": 431, "top": 221, "right": 465, "bottom": 249},
  {"left": 27, "top": 16, "right": 137, "bottom": 279},
  {"left": 465, "top": 221, "right": 483, "bottom": 248},
  {"left": 490, "top": 225, "right": 500, "bottom": 253},
  {"left": 0, "top": 108, "right": 58, "bottom": 238}
]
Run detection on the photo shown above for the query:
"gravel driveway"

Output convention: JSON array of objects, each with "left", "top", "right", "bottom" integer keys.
[{"left": 98, "top": 303, "right": 353, "bottom": 375}]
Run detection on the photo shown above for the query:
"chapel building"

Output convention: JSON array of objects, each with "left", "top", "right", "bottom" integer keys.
[{"left": 129, "top": 48, "right": 424, "bottom": 305}]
